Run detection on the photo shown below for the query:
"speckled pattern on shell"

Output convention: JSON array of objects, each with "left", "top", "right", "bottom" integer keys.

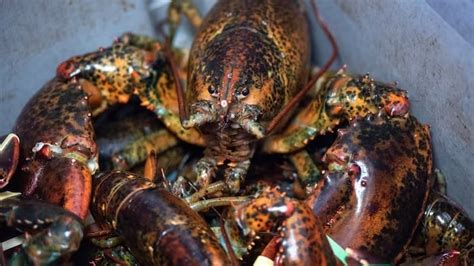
[
  {"left": 14, "top": 78, "right": 96, "bottom": 159},
  {"left": 12, "top": 78, "right": 96, "bottom": 218},
  {"left": 57, "top": 44, "right": 153, "bottom": 107},
  {"left": 92, "top": 171, "right": 229, "bottom": 265},
  {"left": 57, "top": 41, "right": 205, "bottom": 146},
  {"left": 187, "top": 0, "right": 310, "bottom": 121},
  {"left": 236, "top": 190, "right": 337, "bottom": 265},
  {"left": 263, "top": 72, "right": 411, "bottom": 153},
  {"left": 308, "top": 112, "right": 432, "bottom": 263}
]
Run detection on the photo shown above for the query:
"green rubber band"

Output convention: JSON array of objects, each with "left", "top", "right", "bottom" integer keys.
[
  {"left": 326, "top": 235, "right": 349, "bottom": 265},
  {"left": 326, "top": 235, "right": 391, "bottom": 266},
  {"left": 0, "top": 191, "right": 21, "bottom": 201}
]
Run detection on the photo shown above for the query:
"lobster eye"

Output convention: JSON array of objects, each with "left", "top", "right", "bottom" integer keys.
[
  {"left": 348, "top": 163, "right": 361, "bottom": 178},
  {"left": 235, "top": 87, "right": 249, "bottom": 100},
  {"left": 208, "top": 85, "right": 217, "bottom": 97}
]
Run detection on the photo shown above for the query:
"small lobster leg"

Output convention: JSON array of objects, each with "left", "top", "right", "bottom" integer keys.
[
  {"left": 0, "top": 196, "right": 83, "bottom": 265},
  {"left": 0, "top": 133, "right": 20, "bottom": 189},
  {"left": 57, "top": 41, "right": 205, "bottom": 147},
  {"left": 167, "top": 0, "right": 203, "bottom": 42},
  {"left": 287, "top": 150, "right": 320, "bottom": 189},
  {"left": 115, "top": 129, "right": 179, "bottom": 170},
  {"left": 116, "top": 32, "right": 163, "bottom": 51},
  {"left": 92, "top": 170, "right": 230, "bottom": 265},
  {"left": 228, "top": 189, "right": 338, "bottom": 265},
  {"left": 13, "top": 79, "right": 98, "bottom": 219},
  {"left": 432, "top": 168, "right": 447, "bottom": 194},
  {"left": 95, "top": 108, "right": 179, "bottom": 171}
]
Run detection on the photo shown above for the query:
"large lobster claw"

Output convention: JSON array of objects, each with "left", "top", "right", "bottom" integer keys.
[
  {"left": 0, "top": 133, "right": 20, "bottom": 189},
  {"left": 20, "top": 156, "right": 92, "bottom": 220}
]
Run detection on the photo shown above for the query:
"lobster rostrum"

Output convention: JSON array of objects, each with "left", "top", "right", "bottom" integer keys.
[{"left": 307, "top": 111, "right": 433, "bottom": 263}]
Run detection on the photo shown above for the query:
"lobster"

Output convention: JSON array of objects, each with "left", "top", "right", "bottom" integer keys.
[{"left": 3, "top": 0, "right": 457, "bottom": 264}]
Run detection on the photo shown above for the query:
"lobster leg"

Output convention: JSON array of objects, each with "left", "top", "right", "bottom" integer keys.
[
  {"left": 431, "top": 168, "right": 447, "bottom": 195},
  {"left": 167, "top": 0, "right": 203, "bottom": 43},
  {"left": 189, "top": 196, "right": 249, "bottom": 213},
  {"left": 94, "top": 105, "right": 183, "bottom": 174},
  {"left": 186, "top": 157, "right": 252, "bottom": 203},
  {"left": 288, "top": 150, "right": 321, "bottom": 188},
  {"left": 116, "top": 32, "right": 163, "bottom": 51},
  {"left": 109, "top": 129, "right": 179, "bottom": 171}
]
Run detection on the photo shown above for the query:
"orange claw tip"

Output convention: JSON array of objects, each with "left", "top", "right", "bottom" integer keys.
[
  {"left": 56, "top": 60, "right": 77, "bottom": 79},
  {"left": 385, "top": 94, "right": 410, "bottom": 117}
]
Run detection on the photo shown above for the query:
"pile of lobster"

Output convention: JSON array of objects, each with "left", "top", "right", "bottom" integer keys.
[{"left": 1, "top": 0, "right": 472, "bottom": 265}]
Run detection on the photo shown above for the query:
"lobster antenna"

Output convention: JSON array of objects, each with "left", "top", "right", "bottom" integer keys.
[
  {"left": 220, "top": 214, "right": 240, "bottom": 265},
  {"left": 266, "top": 0, "right": 339, "bottom": 134},
  {"left": 164, "top": 44, "right": 189, "bottom": 123},
  {"left": 155, "top": 7, "right": 189, "bottom": 125},
  {"left": 178, "top": 174, "right": 224, "bottom": 219}
]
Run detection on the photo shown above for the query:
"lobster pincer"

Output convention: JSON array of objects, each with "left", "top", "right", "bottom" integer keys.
[
  {"left": 0, "top": 193, "right": 83, "bottom": 265},
  {"left": 13, "top": 78, "right": 99, "bottom": 219}
]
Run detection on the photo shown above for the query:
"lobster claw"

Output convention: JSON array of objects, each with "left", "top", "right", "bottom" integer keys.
[
  {"left": 0, "top": 133, "right": 20, "bottom": 189},
  {"left": 21, "top": 157, "right": 92, "bottom": 220}
]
